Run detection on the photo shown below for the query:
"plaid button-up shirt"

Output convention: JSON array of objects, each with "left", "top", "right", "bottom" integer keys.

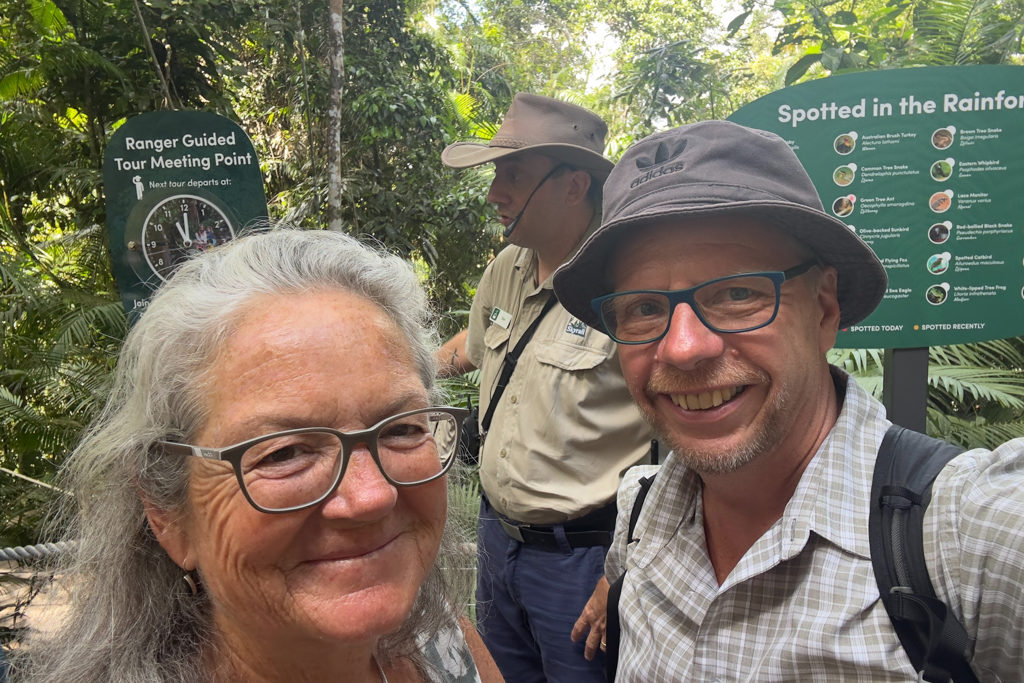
[{"left": 607, "top": 367, "right": 1024, "bottom": 681}]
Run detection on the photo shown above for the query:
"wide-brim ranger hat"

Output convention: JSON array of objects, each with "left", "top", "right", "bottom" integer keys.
[
  {"left": 552, "top": 120, "right": 887, "bottom": 330},
  {"left": 442, "top": 93, "right": 614, "bottom": 180}
]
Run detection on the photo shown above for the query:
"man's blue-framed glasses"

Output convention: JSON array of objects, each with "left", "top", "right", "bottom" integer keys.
[{"left": 591, "top": 260, "right": 819, "bottom": 345}]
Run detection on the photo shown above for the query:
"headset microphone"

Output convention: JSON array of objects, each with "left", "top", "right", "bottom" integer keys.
[
  {"left": 502, "top": 207, "right": 525, "bottom": 239},
  {"left": 502, "top": 164, "right": 566, "bottom": 238}
]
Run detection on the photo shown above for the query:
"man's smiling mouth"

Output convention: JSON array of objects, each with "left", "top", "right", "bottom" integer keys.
[{"left": 668, "top": 385, "right": 745, "bottom": 410}]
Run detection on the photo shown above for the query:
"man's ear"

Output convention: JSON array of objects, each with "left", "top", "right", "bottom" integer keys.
[
  {"left": 144, "top": 501, "right": 194, "bottom": 570},
  {"left": 563, "top": 169, "right": 592, "bottom": 206},
  {"left": 815, "top": 266, "right": 841, "bottom": 352}
]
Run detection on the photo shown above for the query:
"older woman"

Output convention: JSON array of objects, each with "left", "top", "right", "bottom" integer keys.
[{"left": 13, "top": 229, "right": 500, "bottom": 682}]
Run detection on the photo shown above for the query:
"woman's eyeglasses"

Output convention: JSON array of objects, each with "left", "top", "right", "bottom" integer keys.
[{"left": 158, "top": 407, "right": 469, "bottom": 513}]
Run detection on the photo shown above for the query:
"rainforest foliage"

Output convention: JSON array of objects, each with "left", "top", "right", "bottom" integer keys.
[{"left": 2, "top": 0, "right": 1023, "bottom": 545}]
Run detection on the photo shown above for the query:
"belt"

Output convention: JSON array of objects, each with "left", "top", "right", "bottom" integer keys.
[
  {"left": 491, "top": 500, "right": 617, "bottom": 551},
  {"left": 498, "top": 519, "right": 612, "bottom": 550}
]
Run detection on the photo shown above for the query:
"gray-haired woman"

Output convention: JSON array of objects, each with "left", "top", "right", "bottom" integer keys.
[{"left": 12, "top": 229, "right": 501, "bottom": 683}]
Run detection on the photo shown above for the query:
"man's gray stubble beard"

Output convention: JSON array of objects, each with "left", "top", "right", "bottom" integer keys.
[{"left": 639, "top": 364, "right": 789, "bottom": 475}]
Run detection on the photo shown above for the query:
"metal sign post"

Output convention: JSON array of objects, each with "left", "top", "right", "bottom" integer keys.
[{"left": 882, "top": 347, "right": 929, "bottom": 431}]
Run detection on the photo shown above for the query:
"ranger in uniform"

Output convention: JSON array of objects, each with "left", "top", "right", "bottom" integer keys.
[{"left": 438, "top": 93, "right": 652, "bottom": 682}]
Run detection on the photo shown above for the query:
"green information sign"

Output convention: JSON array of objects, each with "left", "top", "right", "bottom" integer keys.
[
  {"left": 103, "top": 110, "right": 267, "bottom": 320},
  {"left": 729, "top": 65, "right": 1024, "bottom": 348}
]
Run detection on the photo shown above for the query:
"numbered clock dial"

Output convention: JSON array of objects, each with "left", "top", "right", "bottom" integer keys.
[{"left": 141, "top": 194, "right": 235, "bottom": 282}]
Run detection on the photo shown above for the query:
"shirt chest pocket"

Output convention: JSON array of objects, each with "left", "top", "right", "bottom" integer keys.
[
  {"left": 484, "top": 313, "right": 616, "bottom": 372},
  {"left": 534, "top": 336, "right": 614, "bottom": 373},
  {"left": 483, "top": 322, "right": 511, "bottom": 353}
]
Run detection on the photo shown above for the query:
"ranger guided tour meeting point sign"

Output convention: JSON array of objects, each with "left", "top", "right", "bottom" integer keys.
[
  {"left": 729, "top": 65, "right": 1024, "bottom": 349},
  {"left": 103, "top": 110, "right": 268, "bottom": 321}
]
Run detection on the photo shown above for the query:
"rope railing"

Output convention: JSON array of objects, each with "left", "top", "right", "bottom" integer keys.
[
  {"left": 0, "top": 542, "right": 74, "bottom": 564},
  {"left": 0, "top": 466, "right": 65, "bottom": 494},
  {"left": 0, "top": 469, "right": 72, "bottom": 565}
]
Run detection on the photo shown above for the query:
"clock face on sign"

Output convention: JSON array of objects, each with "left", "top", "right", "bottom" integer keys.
[{"left": 141, "top": 193, "right": 236, "bottom": 282}]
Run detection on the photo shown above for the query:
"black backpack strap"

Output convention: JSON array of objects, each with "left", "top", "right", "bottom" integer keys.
[
  {"left": 869, "top": 425, "right": 978, "bottom": 683},
  {"left": 480, "top": 293, "right": 557, "bottom": 434},
  {"left": 606, "top": 474, "right": 656, "bottom": 683},
  {"left": 605, "top": 574, "right": 625, "bottom": 683}
]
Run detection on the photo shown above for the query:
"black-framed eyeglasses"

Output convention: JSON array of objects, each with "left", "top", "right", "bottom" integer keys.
[
  {"left": 158, "top": 406, "right": 469, "bottom": 514},
  {"left": 591, "top": 261, "right": 819, "bottom": 345}
]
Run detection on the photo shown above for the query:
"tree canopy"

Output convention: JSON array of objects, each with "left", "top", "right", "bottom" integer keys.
[{"left": 2, "top": 0, "right": 1023, "bottom": 547}]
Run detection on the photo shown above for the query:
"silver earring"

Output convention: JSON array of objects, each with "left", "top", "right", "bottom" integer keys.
[{"left": 182, "top": 572, "right": 199, "bottom": 596}]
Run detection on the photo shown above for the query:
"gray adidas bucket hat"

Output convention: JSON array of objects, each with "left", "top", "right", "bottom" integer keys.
[
  {"left": 552, "top": 119, "right": 887, "bottom": 331},
  {"left": 442, "top": 93, "right": 614, "bottom": 180}
]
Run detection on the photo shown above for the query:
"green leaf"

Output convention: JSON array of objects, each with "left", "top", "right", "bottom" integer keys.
[
  {"left": 27, "top": 0, "right": 69, "bottom": 36},
  {"left": 786, "top": 52, "right": 822, "bottom": 85},
  {"left": 727, "top": 11, "right": 753, "bottom": 35},
  {"left": 831, "top": 11, "right": 858, "bottom": 25},
  {"left": 0, "top": 71, "right": 43, "bottom": 100},
  {"left": 821, "top": 46, "right": 846, "bottom": 70}
]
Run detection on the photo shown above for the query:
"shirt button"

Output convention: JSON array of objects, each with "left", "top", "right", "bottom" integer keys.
[
  {"left": 509, "top": 395, "right": 518, "bottom": 404},
  {"left": 500, "top": 448, "right": 508, "bottom": 458}
]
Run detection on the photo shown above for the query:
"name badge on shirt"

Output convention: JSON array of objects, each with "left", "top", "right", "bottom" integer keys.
[
  {"left": 565, "top": 317, "right": 587, "bottom": 338},
  {"left": 490, "top": 307, "right": 513, "bottom": 329}
]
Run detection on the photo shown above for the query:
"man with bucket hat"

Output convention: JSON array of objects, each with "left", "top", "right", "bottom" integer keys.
[
  {"left": 552, "top": 120, "right": 1024, "bottom": 680},
  {"left": 438, "top": 93, "right": 653, "bottom": 682}
]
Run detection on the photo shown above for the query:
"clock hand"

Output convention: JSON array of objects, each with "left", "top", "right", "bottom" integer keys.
[
  {"left": 176, "top": 212, "right": 193, "bottom": 247},
  {"left": 182, "top": 211, "right": 194, "bottom": 247}
]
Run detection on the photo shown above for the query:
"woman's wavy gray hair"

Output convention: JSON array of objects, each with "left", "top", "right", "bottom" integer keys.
[{"left": 14, "top": 228, "right": 467, "bottom": 682}]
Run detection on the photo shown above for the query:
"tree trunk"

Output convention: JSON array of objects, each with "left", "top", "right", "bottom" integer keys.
[{"left": 327, "top": 0, "right": 345, "bottom": 231}]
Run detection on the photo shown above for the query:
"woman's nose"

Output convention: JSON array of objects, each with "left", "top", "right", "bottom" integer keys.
[{"left": 320, "top": 445, "right": 397, "bottom": 520}]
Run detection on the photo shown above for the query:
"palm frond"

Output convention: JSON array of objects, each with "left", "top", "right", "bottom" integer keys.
[
  {"left": 440, "top": 369, "right": 481, "bottom": 409},
  {"left": 928, "top": 364, "right": 1024, "bottom": 409},
  {"left": 830, "top": 341, "right": 1024, "bottom": 444},
  {"left": 927, "top": 410, "right": 1024, "bottom": 449},
  {"left": 911, "top": 0, "right": 1022, "bottom": 65}
]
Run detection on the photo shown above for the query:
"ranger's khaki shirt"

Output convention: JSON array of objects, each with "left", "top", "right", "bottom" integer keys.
[{"left": 466, "top": 241, "right": 652, "bottom": 524}]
